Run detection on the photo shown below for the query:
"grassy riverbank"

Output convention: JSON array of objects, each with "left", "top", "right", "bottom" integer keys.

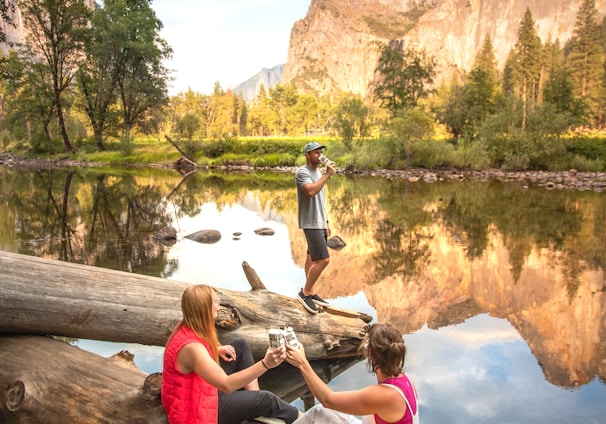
[{"left": 3, "top": 132, "right": 606, "bottom": 174}]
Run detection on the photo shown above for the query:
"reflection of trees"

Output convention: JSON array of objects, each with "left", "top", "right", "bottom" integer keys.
[
  {"left": 440, "top": 181, "right": 592, "bottom": 284},
  {"left": 87, "top": 173, "right": 174, "bottom": 274},
  {"left": 441, "top": 186, "right": 492, "bottom": 259},
  {"left": 371, "top": 217, "right": 432, "bottom": 282},
  {"left": 168, "top": 171, "right": 295, "bottom": 218},
  {"left": 5, "top": 168, "right": 177, "bottom": 275},
  {"left": 9, "top": 169, "right": 81, "bottom": 261},
  {"left": 368, "top": 181, "right": 436, "bottom": 283}
]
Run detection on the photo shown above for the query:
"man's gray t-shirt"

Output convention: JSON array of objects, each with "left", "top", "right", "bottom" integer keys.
[{"left": 296, "top": 165, "right": 327, "bottom": 229}]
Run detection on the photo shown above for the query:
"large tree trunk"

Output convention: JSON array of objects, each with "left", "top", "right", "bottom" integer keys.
[
  {"left": 0, "top": 335, "right": 167, "bottom": 423},
  {"left": 0, "top": 251, "right": 370, "bottom": 360}
]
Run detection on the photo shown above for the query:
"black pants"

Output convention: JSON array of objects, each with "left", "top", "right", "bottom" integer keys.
[{"left": 218, "top": 338, "right": 299, "bottom": 424}]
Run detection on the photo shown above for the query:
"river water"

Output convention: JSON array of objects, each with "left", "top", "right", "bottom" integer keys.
[{"left": 0, "top": 166, "right": 605, "bottom": 423}]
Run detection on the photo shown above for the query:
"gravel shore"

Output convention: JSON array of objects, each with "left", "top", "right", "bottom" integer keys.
[{"left": 1, "top": 152, "right": 604, "bottom": 192}]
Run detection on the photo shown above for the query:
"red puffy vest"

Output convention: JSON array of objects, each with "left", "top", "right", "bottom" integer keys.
[{"left": 162, "top": 326, "right": 219, "bottom": 424}]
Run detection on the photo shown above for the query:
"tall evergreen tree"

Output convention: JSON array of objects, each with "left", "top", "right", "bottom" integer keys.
[
  {"left": 566, "top": 0, "right": 605, "bottom": 126},
  {"left": 543, "top": 39, "right": 579, "bottom": 118},
  {"left": 371, "top": 40, "right": 406, "bottom": 117},
  {"left": 509, "top": 7, "right": 543, "bottom": 130},
  {"left": 371, "top": 40, "right": 436, "bottom": 117},
  {"left": 474, "top": 35, "right": 498, "bottom": 84}
]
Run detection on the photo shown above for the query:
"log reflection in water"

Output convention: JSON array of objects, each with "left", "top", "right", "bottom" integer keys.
[{"left": 259, "top": 357, "right": 363, "bottom": 406}]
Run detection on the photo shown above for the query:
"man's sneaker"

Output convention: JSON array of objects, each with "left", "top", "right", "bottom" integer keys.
[
  {"left": 297, "top": 290, "right": 318, "bottom": 313},
  {"left": 310, "top": 293, "right": 329, "bottom": 306}
]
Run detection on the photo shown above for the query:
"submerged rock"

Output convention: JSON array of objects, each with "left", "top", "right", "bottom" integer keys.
[
  {"left": 154, "top": 226, "right": 177, "bottom": 240},
  {"left": 185, "top": 229, "right": 222, "bottom": 244},
  {"left": 254, "top": 227, "right": 275, "bottom": 236},
  {"left": 327, "top": 235, "right": 347, "bottom": 251}
]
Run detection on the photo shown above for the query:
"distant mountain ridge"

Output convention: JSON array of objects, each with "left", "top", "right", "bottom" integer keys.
[{"left": 233, "top": 64, "right": 284, "bottom": 102}]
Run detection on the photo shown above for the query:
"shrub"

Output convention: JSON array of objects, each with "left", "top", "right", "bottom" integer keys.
[
  {"left": 565, "top": 134, "right": 606, "bottom": 162},
  {"left": 568, "top": 154, "right": 604, "bottom": 172},
  {"left": 411, "top": 139, "right": 456, "bottom": 169},
  {"left": 452, "top": 139, "right": 492, "bottom": 170},
  {"left": 353, "top": 136, "right": 403, "bottom": 169},
  {"left": 0, "top": 129, "right": 14, "bottom": 152}
]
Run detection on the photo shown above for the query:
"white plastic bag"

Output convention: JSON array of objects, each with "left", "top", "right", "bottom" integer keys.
[{"left": 292, "top": 404, "right": 362, "bottom": 424}]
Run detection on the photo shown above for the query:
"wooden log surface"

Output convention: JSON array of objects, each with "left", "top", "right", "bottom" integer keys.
[
  {"left": 0, "top": 251, "right": 370, "bottom": 360},
  {"left": 0, "top": 334, "right": 362, "bottom": 423},
  {"left": 0, "top": 335, "right": 167, "bottom": 423}
]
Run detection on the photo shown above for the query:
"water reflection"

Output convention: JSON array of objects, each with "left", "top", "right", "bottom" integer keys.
[{"left": 0, "top": 166, "right": 605, "bottom": 422}]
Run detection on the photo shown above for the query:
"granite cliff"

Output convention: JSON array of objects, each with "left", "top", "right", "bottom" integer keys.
[{"left": 281, "top": 0, "right": 606, "bottom": 96}]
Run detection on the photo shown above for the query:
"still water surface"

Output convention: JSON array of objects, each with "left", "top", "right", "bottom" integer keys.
[{"left": 0, "top": 166, "right": 605, "bottom": 423}]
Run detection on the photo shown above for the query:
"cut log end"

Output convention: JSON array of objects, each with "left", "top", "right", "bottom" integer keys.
[
  {"left": 6, "top": 380, "right": 25, "bottom": 412},
  {"left": 143, "top": 373, "right": 163, "bottom": 401}
]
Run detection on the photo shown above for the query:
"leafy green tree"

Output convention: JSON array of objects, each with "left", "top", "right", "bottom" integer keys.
[
  {"left": 508, "top": 7, "right": 543, "bottom": 130},
  {"left": 77, "top": 1, "right": 122, "bottom": 151},
  {"left": 434, "top": 80, "right": 467, "bottom": 141},
  {"left": 400, "top": 45, "right": 436, "bottom": 108},
  {"left": 390, "top": 107, "right": 434, "bottom": 165},
  {"left": 19, "top": 0, "right": 92, "bottom": 152},
  {"left": 566, "top": 0, "right": 605, "bottom": 126},
  {"left": 167, "top": 88, "right": 206, "bottom": 138},
  {"left": 206, "top": 85, "right": 242, "bottom": 138},
  {"left": 2, "top": 50, "right": 56, "bottom": 148},
  {"left": 115, "top": 0, "right": 172, "bottom": 142},
  {"left": 248, "top": 84, "right": 272, "bottom": 136},
  {"left": 333, "top": 95, "right": 370, "bottom": 148},
  {"left": 176, "top": 113, "right": 200, "bottom": 140},
  {"left": 268, "top": 83, "right": 298, "bottom": 135},
  {"left": 286, "top": 92, "right": 320, "bottom": 135}
]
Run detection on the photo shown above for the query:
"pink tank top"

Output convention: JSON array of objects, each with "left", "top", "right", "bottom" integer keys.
[{"left": 373, "top": 373, "right": 419, "bottom": 424}]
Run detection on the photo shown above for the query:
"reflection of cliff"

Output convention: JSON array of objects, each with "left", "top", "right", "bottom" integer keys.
[{"left": 287, "top": 208, "right": 605, "bottom": 389}]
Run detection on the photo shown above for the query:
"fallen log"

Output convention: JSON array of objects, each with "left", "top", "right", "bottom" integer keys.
[
  {"left": 0, "top": 251, "right": 369, "bottom": 360},
  {"left": 0, "top": 335, "right": 167, "bottom": 423},
  {"left": 0, "top": 334, "right": 362, "bottom": 423},
  {"left": 165, "top": 135, "right": 198, "bottom": 170}
]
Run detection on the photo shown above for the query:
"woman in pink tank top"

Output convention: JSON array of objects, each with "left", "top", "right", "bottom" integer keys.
[{"left": 287, "top": 323, "right": 419, "bottom": 424}]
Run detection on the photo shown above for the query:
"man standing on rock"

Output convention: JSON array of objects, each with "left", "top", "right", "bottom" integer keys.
[{"left": 295, "top": 142, "right": 336, "bottom": 314}]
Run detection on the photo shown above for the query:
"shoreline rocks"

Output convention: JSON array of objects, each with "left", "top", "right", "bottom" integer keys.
[{"left": 1, "top": 153, "right": 604, "bottom": 192}]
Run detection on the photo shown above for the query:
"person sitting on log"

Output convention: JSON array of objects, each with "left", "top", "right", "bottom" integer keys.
[
  {"left": 287, "top": 323, "right": 419, "bottom": 424},
  {"left": 162, "top": 284, "right": 301, "bottom": 424}
]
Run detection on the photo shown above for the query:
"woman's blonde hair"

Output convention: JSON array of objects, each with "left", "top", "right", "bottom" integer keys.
[
  {"left": 167, "top": 284, "right": 220, "bottom": 363},
  {"left": 359, "top": 323, "right": 406, "bottom": 377}
]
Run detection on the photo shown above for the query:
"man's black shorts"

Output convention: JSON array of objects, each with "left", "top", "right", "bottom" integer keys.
[{"left": 304, "top": 229, "right": 329, "bottom": 261}]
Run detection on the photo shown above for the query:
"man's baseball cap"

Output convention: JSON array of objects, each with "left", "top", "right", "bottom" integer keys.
[{"left": 303, "top": 142, "right": 326, "bottom": 154}]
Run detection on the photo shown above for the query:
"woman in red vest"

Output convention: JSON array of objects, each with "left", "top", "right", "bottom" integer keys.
[{"left": 162, "top": 284, "right": 300, "bottom": 424}]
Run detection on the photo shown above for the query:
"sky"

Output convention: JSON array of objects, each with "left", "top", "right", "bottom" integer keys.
[{"left": 151, "top": 0, "right": 312, "bottom": 96}]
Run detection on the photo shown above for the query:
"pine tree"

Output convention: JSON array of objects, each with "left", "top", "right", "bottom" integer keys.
[
  {"left": 474, "top": 35, "right": 498, "bottom": 84},
  {"left": 566, "top": 0, "right": 605, "bottom": 126},
  {"left": 509, "top": 7, "right": 543, "bottom": 130}
]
